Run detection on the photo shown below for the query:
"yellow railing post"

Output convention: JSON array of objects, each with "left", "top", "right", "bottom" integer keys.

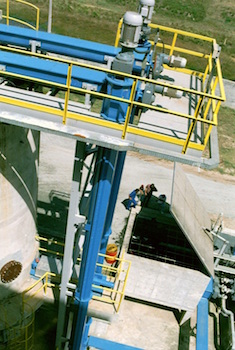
[
  {"left": 115, "top": 18, "right": 123, "bottom": 48},
  {"left": 44, "top": 273, "right": 48, "bottom": 295},
  {"left": 6, "top": 0, "right": 9, "bottom": 25},
  {"left": 63, "top": 63, "right": 73, "bottom": 124},
  {"left": 5, "top": 0, "right": 41, "bottom": 30},
  {"left": 169, "top": 32, "right": 178, "bottom": 56},
  {"left": 121, "top": 78, "right": 138, "bottom": 139},
  {"left": 36, "top": 7, "right": 39, "bottom": 30},
  {"left": 25, "top": 323, "right": 28, "bottom": 350}
]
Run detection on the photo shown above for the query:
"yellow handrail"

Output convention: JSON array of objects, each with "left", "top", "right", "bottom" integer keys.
[
  {"left": 22, "top": 248, "right": 131, "bottom": 314},
  {"left": 0, "top": 22, "right": 225, "bottom": 154},
  {"left": 4, "top": 0, "right": 40, "bottom": 30}
]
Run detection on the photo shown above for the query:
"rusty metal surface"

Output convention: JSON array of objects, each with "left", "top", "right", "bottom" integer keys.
[{"left": 0, "top": 260, "right": 22, "bottom": 283}]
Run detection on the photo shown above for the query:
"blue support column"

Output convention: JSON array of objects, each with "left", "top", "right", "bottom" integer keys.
[
  {"left": 71, "top": 147, "right": 119, "bottom": 350},
  {"left": 95, "top": 150, "right": 126, "bottom": 283},
  {"left": 99, "top": 151, "right": 126, "bottom": 256},
  {"left": 196, "top": 277, "right": 213, "bottom": 350}
]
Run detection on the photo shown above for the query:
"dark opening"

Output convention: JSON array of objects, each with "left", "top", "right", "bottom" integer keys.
[{"left": 128, "top": 195, "right": 207, "bottom": 274}]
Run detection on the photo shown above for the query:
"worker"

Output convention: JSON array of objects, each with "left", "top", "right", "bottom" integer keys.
[
  {"left": 137, "top": 184, "right": 145, "bottom": 203},
  {"left": 127, "top": 188, "right": 140, "bottom": 210},
  {"left": 141, "top": 183, "right": 157, "bottom": 207}
]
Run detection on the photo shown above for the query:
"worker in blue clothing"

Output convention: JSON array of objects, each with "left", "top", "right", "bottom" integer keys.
[{"left": 127, "top": 188, "right": 140, "bottom": 210}]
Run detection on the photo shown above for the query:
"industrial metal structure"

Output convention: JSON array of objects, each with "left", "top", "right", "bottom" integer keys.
[{"left": 0, "top": 0, "right": 233, "bottom": 350}]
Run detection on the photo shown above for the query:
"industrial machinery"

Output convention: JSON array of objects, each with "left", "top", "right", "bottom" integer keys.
[{"left": 0, "top": 0, "right": 228, "bottom": 349}]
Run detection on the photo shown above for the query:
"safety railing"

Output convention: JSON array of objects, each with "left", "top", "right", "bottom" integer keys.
[
  {"left": 2, "top": 0, "right": 40, "bottom": 30},
  {"left": 0, "top": 37, "right": 225, "bottom": 154},
  {"left": 34, "top": 235, "right": 131, "bottom": 313},
  {"left": 22, "top": 271, "right": 56, "bottom": 313},
  {"left": 115, "top": 20, "right": 226, "bottom": 151},
  {"left": 0, "top": 302, "right": 34, "bottom": 350},
  {"left": 93, "top": 251, "right": 131, "bottom": 312}
]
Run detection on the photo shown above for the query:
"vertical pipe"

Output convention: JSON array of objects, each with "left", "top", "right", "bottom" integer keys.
[
  {"left": 221, "top": 298, "right": 235, "bottom": 349},
  {"left": 196, "top": 278, "right": 213, "bottom": 350},
  {"left": 63, "top": 63, "right": 73, "bottom": 124},
  {"left": 47, "top": 0, "right": 52, "bottom": 33},
  {"left": 98, "top": 151, "right": 126, "bottom": 259},
  {"left": 6, "top": 0, "right": 9, "bottom": 26},
  {"left": 196, "top": 297, "right": 209, "bottom": 350},
  {"left": 71, "top": 147, "right": 118, "bottom": 350},
  {"left": 55, "top": 141, "right": 85, "bottom": 350}
]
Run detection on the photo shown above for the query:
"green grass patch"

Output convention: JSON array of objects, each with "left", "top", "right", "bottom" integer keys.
[{"left": 217, "top": 106, "right": 235, "bottom": 175}]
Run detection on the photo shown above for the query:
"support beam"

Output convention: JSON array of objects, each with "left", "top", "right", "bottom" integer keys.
[
  {"left": 88, "top": 336, "right": 143, "bottom": 350},
  {"left": 196, "top": 278, "right": 213, "bottom": 350},
  {"left": 55, "top": 141, "right": 86, "bottom": 350},
  {"left": 71, "top": 147, "right": 119, "bottom": 350}
]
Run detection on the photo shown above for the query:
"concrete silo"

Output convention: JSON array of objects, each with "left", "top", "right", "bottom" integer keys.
[{"left": 0, "top": 123, "right": 39, "bottom": 340}]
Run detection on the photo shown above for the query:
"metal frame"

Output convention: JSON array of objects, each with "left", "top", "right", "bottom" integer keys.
[{"left": 0, "top": 40, "right": 224, "bottom": 155}]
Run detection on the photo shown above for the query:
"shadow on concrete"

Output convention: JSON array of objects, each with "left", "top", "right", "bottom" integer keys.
[
  {"left": 177, "top": 319, "right": 192, "bottom": 350},
  {"left": 34, "top": 301, "right": 58, "bottom": 350},
  {"left": 37, "top": 190, "right": 70, "bottom": 241}
]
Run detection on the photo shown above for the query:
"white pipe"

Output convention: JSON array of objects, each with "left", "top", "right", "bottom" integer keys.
[
  {"left": 221, "top": 297, "right": 235, "bottom": 349},
  {"left": 47, "top": 0, "right": 52, "bottom": 33}
]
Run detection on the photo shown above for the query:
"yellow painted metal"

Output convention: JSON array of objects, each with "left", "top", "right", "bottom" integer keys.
[
  {"left": 63, "top": 63, "right": 73, "bottom": 124},
  {"left": 5, "top": 0, "right": 40, "bottom": 30},
  {"left": 149, "top": 23, "right": 214, "bottom": 42},
  {"left": 39, "top": 247, "right": 64, "bottom": 257},
  {"left": 153, "top": 41, "right": 210, "bottom": 59},
  {"left": 0, "top": 21, "right": 225, "bottom": 154},
  {"left": 115, "top": 18, "right": 123, "bottom": 47},
  {"left": 33, "top": 235, "right": 131, "bottom": 313},
  {"left": 6, "top": 0, "right": 9, "bottom": 25},
  {"left": 36, "top": 235, "right": 65, "bottom": 247},
  {"left": 216, "top": 59, "right": 226, "bottom": 101},
  {"left": 1, "top": 302, "right": 35, "bottom": 350},
  {"left": 121, "top": 78, "right": 138, "bottom": 139},
  {"left": 203, "top": 124, "right": 213, "bottom": 148},
  {"left": 169, "top": 32, "right": 178, "bottom": 56},
  {"left": 2, "top": 15, "right": 37, "bottom": 30},
  {"left": 126, "top": 124, "right": 205, "bottom": 151},
  {"left": 22, "top": 271, "right": 56, "bottom": 310}
]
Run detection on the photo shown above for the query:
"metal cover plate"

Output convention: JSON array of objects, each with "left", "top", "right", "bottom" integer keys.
[
  {"left": 0, "top": 260, "right": 22, "bottom": 283},
  {"left": 170, "top": 163, "right": 214, "bottom": 276}
]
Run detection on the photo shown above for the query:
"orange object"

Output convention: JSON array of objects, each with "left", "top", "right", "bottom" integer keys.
[{"left": 105, "top": 244, "right": 118, "bottom": 264}]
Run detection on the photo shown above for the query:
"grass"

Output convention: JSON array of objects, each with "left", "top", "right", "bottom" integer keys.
[
  {"left": 217, "top": 106, "right": 235, "bottom": 175},
  {"left": 0, "top": 0, "right": 234, "bottom": 175},
  {"left": 0, "top": 0, "right": 234, "bottom": 80}
]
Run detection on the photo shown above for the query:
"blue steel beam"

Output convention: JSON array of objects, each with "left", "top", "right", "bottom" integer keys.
[
  {"left": 98, "top": 151, "right": 126, "bottom": 258},
  {"left": 0, "top": 24, "right": 119, "bottom": 65},
  {"left": 0, "top": 24, "right": 146, "bottom": 74},
  {"left": 88, "top": 336, "right": 143, "bottom": 350},
  {"left": 0, "top": 50, "right": 106, "bottom": 90},
  {"left": 196, "top": 277, "right": 213, "bottom": 350},
  {"left": 71, "top": 147, "right": 119, "bottom": 350},
  {"left": 94, "top": 151, "right": 126, "bottom": 285}
]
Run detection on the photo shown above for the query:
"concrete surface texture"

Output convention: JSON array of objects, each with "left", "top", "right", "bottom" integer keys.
[{"left": 36, "top": 131, "right": 235, "bottom": 349}]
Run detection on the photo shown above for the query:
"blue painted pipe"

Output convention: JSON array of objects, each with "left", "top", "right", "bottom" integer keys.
[
  {"left": 0, "top": 24, "right": 148, "bottom": 74},
  {"left": 98, "top": 151, "right": 126, "bottom": 257},
  {"left": 0, "top": 50, "right": 106, "bottom": 90},
  {"left": 196, "top": 297, "right": 209, "bottom": 350},
  {"left": 196, "top": 277, "right": 213, "bottom": 350},
  {"left": 88, "top": 336, "right": 143, "bottom": 350},
  {"left": 72, "top": 147, "right": 119, "bottom": 350},
  {"left": 0, "top": 24, "right": 119, "bottom": 64}
]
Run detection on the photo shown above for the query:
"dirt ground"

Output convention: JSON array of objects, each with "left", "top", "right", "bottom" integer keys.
[
  {"left": 127, "top": 151, "right": 235, "bottom": 230},
  {"left": 34, "top": 133, "right": 235, "bottom": 349}
]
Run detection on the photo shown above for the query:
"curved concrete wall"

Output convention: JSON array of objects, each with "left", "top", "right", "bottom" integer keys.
[{"left": 0, "top": 124, "right": 39, "bottom": 300}]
